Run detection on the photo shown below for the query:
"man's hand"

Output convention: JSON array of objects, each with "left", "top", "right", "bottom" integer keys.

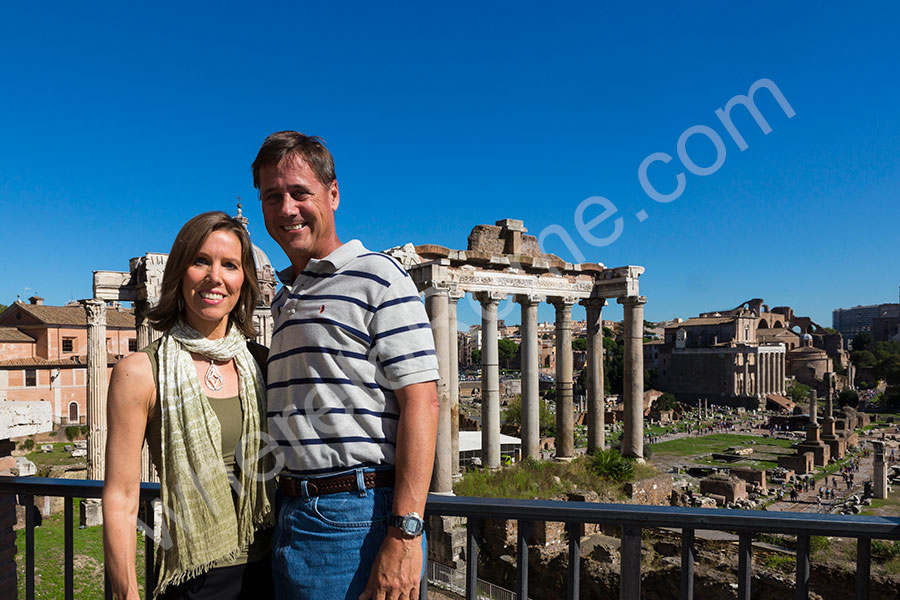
[{"left": 359, "top": 528, "right": 423, "bottom": 600}]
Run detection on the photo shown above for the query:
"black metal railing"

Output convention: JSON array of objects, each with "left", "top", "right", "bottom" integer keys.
[{"left": 2, "top": 476, "right": 900, "bottom": 600}]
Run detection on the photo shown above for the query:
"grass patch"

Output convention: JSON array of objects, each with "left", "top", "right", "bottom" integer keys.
[
  {"left": 26, "top": 443, "right": 86, "bottom": 475},
  {"left": 16, "top": 511, "right": 146, "bottom": 599},
  {"left": 762, "top": 553, "right": 795, "bottom": 573},
  {"left": 453, "top": 455, "right": 655, "bottom": 500},
  {"left": 651, "top": 433, "right": 793, "bottom": 457}
]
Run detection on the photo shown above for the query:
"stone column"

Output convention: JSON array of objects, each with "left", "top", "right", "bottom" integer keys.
[
  {"left": 552, "top": 297, "right": 576, "bottom": 461},
  {"left": 808, "top": 390, "right": 818, "bottom": 425},
  {"left": 475, "top": 292, "right": 504, "bottom": 470},
  {"left": 743, "top": 352, "right": 750, "bottom": 396},
  {"left": 873, "top": 441, "right": 888, "bottom": 499},
  {"left": 425, "top": 287, "right": 452, "bottom": 493},
  {"left": 824, "top": 372, "right": 834, "bottom": 421},
  {"left": 514, "top": 294, "right": 544, "bottom": 460},
  {"left": 582, "top": 298, "right": 607, "bottom": 452},
  {"left": 448, "top": 290, "right": 464, "bottom": 475},
  {"left": 751, "top": 353, "right": 758, "bottom": 396},
  {"left": 82, "top": 299, "right": 107, "bottom": 481},
  {"left": 618, "top": 296, "right": 646, "bottom": 460},
  {"left": 776, "top": 352, "right": 783, "bottom": 394}
]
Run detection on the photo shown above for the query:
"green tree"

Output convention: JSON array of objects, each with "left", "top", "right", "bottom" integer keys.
[
  {"left": 875, "top": 355, "right": 900, "bottom": 386},
  {"left": 838, "top": 389, "right": 859, "bottom": 408},
  {"left": 0, "top": 303, "right": 7, "bottom": 314},
  {"left": 572, "top": 337, "right": 587, "bottom": 351},
  {"left": 471, "top": 349, "right": 482, "bottom": 364},
  {"left": 852, "top": 332, "right": 874, "bottom": 352},
  {"left": 501, "top": 395, "right": 555, "bottom": 434},
  {"left": 851, "top": 350, "right": 876, "bottom": 368},
  {"left": 497, "top": 338, "right": 518, "bottom": 369},
  {"left": 786, "top": 381, "right": 812, "bottom": 404},
  {"left": 655, "top": 392, "right": 677, "bottom": 411}
]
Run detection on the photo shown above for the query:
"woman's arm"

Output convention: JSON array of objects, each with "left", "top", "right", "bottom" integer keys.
[{"left": 102, "top": 352, "right": 155, "bottom": 600}]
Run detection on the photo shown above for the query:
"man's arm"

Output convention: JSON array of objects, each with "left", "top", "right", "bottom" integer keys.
[{"left": 360, "top": 380, "right": 438, "bottom": 600}]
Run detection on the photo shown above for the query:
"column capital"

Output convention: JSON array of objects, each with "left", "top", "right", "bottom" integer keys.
[
  {"left": 423, "top": 282, "right": 454, "bottom": 298},
  {"left": 473, "top": 291, "right": 507, "bottom": 305},
  {"left": 580, "top": 297, "right": 608, "bottom": 309},
  {"left": 81, "top": 298, "right": 107, "bottom": 325},
  {"left": 448, "top": 289, "right": 465, "bottom": 302},
  {"left": 617, "top": 295, "right": 646, "bottom": 306},
  {"left": 513, "top": 293, "right": 545, "bottom": 306},
  {"left": 549, "top": 296, "right": 577, "bottom": 307}
]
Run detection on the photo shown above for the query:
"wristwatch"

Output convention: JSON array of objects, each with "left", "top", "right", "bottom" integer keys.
[{"left": 389, "top": 512, "right": 425, "bottom": 537}]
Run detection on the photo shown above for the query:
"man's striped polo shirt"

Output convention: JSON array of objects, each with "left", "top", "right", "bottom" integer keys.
[{"left": 267, "top": 239, "right": 439, "bottom": 476}]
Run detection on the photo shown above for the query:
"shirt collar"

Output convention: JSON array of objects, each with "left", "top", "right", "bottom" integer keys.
[{"left": 276, "top": 239, "right": 366, "bottom": 284}]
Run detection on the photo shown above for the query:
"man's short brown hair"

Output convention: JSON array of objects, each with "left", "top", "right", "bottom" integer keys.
[{"left": 251, "top": 131, "right": 336, "bottom": 188}]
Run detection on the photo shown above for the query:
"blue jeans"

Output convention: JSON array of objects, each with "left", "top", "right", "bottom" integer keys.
[{"left": 271, "top": 470, "right": 426, "bottom": 600}]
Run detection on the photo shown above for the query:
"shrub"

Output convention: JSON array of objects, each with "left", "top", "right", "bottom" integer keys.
[
  {"left": 872, "top": 540, "right": 900, "bottom": 561},
  {"left": 643, "top": 444, "right": 653, "bottom": 460},
  {"left": 589, "top": 448, "right": 634, "bottom": 482},
  {"left": 23, "top": 438, "right": 34, "bottom": 451},
  {"left": 810, "top": 536, "right": 831, "bottom": 554},
  {"left": 65, "top": 426, "right": 80, "bottom": 442},
  {"left": 763, "top": 554, "right": 795, "bottom": 573}
]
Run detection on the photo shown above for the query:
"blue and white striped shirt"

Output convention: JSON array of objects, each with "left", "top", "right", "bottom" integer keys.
[{"left": 267, "top": 239, "right": 439, "bottom": 476}]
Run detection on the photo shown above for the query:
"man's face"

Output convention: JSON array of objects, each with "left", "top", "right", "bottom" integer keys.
[{"left": 259, "top": 155, "right": 341, "bottom": 272}]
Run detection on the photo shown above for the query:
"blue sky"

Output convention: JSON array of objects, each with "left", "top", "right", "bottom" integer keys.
[{"left": 1, "top": 2, "right": 898, "bottom": 332}]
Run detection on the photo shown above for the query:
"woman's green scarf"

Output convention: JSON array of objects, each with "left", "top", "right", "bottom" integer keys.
[{"left": 154, "top": 322, "right": 273, "bottom": 596}]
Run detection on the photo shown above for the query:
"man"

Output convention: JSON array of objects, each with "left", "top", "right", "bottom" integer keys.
[{"left": 253, "top": 131, "right": 439, "bottom": 600}]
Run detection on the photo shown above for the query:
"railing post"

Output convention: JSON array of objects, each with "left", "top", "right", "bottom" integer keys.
[
  {"left": 65, "top": 497, "right": 74, "bottom": 600},
  {"left": 104, "top": 568, "right": 112, "bottom": 600},
  {"left": 419, "top": 517, "right": 429, "bottom": 600},
  {"left": 517, "top": 520, "right": 532, "bottom": 600},
  {"left": 680, "top": 528, "right": 694, "bottom": 600},
  {"left": 620, "top": 526, "right": 641, "bottom": 600},
  {"left": 144, "top": 499, "right": 156, "bottom": 596},
  {"left": 24, "top": 494, "right": 34, "bottom": 600},
  {"left": 856, "top": 537, "right": 871, "bottom": 600},
  {"left": 466, "top": 517, "right": 479, "bottom": 600},
  {"left": 566, "top": 521, "right": 582, "bottom": 600},
  {"left": 737, "top": 533, "right": 752, "bottom": 600},
  {"left": 795, "top": 534, "right": 810, "bottom": 600}
]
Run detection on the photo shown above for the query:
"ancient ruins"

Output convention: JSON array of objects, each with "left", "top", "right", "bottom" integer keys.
[{"left": 387, "top": 219, "right": 647, "bottom": 494}]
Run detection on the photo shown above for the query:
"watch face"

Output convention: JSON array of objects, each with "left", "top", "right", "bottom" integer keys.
[{"left": 401, "top": 514, "right": 424, "bottom": 536}]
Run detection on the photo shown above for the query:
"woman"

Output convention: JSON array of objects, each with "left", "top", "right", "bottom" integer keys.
[{"left": 103, "top": 212, "right": 274, "bottom": 599}]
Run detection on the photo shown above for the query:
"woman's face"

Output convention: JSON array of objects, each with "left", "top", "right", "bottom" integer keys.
[{"left": 181, "top": 229, "right": 245, "bottom": 339}]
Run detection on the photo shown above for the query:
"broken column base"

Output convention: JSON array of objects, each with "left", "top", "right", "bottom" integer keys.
[
  {"left": 822, "top": 436, "right": 846, "bottom": 460},
  {"left": 778, "top": 452, "right": 814, "bottom": 475},
  {"left": 796, "top": 442, "right": 830, "bottom": 467},
  {"left": 80, "top": 499, "right": 103, "bottom": 527},
  {"left": 874, "top": 461, "right": 889, "bottom": 500}
]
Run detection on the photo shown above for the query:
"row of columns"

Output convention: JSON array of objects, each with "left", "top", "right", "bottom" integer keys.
[
  {"left": 425, "top": 286, "right": 645, "bottom": 494},
  {"left": 739, "top": 350, "right": 786, "bottom": 398}
]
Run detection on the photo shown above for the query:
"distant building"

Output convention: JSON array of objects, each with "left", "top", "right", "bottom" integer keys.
[
  {"left": 652, "top": 298, "right": 849, "bottom": 409},
  {"left": 833, "top": 290, "right": 900, "bottom": 346},
  {"left": 0, "top": 296, "right": 137, "bottom": 424}
]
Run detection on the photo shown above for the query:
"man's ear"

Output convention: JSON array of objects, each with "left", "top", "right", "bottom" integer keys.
[{"left": 330, "top": 180, "right": 340, "bottom": 211}]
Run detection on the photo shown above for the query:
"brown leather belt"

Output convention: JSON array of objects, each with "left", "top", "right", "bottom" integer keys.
[{"left": 278, "top": 469, "right": 395, "bottom": 498}]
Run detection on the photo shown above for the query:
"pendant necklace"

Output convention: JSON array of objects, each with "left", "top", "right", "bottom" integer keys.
[{"left": 204, "top": 357, "right": 224, "bottom": 391}]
